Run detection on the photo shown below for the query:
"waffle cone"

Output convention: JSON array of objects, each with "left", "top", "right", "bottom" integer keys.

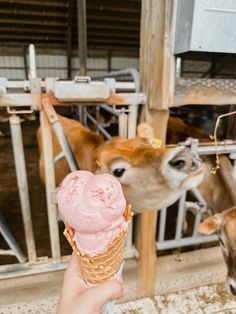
[{"left": 64, "top": 205, "right": 132, "bottom": 284}]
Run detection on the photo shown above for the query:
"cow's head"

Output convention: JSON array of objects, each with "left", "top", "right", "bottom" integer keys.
[
  {"left": 198, "top": 207, "right": 236, "bottom": 295},
  {"left": 95, "top": 136, "right": 203, "bottom": 212},
  {"left": 38, "top": 116, "right": 204, "bottom": 212}
]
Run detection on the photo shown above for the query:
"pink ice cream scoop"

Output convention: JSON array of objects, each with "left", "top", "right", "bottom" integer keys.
[{"left": 57, "top": 170, "right": 128, "bottom": 256}]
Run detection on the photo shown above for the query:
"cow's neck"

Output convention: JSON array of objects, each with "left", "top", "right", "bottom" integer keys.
[{"left": 57, "top": 114, "right": 104, "bottom": 172}]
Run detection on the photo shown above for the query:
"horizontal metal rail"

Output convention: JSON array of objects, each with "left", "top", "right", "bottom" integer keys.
[
  {"left": 157, "top": 234, "right": 218, "bottom": 250},
  {"left": 3, "top": 79, "right": 136, "bottom": 92},
  {"left": 92, "top": 68, "right": 140, "bottom": 92},
  {"left": 166, "top": 140, "right": 236, "bottom": 155}
]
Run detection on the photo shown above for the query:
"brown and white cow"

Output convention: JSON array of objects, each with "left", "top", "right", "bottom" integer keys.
[
  {"left": 139, "top": 118, "right": 236, "bottom": 213},
  {"left": 198, "top": 207, "right": 236, "bottom": 295},
  {"left": 37, "top": 114, "right": 203, "bottom": 213},
  {"left": 165, "top": 117, "right": 236, "bottom": 295},
  {"left": 164, "top": 117, "right": 236, "bottom": 295}
]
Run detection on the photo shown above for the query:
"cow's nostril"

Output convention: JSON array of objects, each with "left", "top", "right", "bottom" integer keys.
[
  {"left": 169, "top": 158, "right": 186, "bottom": 171},
  {"left": 229, "top": 284, "right": 236, "bottom": 295},
  {"left": 191, "top": 161, "right": 198, "bottom": 171}
]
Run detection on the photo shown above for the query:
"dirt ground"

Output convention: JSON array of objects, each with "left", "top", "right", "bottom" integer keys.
[{"left": 0, "top": 118, "right": 70, "bottom": 265}]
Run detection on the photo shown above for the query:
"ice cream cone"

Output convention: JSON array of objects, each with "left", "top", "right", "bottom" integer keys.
[{"left": 64, "top": 205, "right": 132, "bottom": 284}]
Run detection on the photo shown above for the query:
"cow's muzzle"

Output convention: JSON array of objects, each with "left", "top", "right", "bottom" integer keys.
[{"left": 225, "top": 277, "right": 236, "bottom": 296}]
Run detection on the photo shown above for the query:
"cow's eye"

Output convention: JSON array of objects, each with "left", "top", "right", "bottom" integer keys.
[{"left": 112, "top": 168, "right": 126, "bottom": 178}]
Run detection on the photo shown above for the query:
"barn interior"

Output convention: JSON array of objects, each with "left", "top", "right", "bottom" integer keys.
[{"left": 1, "top": 0, "right": 236, "bottom": 313}]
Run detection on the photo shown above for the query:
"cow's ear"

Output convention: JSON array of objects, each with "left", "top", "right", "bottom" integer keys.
[
  {"left": 198, "top": 214, "right": 223, "bottom": 235},
  {"left": 137, "top": 123, "right": 154, "bottom": 138}
]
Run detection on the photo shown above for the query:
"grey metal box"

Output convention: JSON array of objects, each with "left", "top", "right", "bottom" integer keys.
[{"left": 174, "top": 0, "right": 236, "bottom": 54}]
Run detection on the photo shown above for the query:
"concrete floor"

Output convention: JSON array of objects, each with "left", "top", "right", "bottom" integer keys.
[{"left": 1, "top": 247, "right": 236, "bottom": 314}]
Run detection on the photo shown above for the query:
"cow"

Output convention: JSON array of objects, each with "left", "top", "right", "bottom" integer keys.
[
  {"left": 163, "top": 117, "right": 236, "bottom": 296},
  {"left": 198, "top": 207, "right": 236, "bottom": 296},
  {"left": 37, "top": 114, "right": 203, "bottom": 213},
  {"left": 139, "top": 118, "right": 236, "bottom": 213},
  {"left": 166, "top": 116, "right": 210, "bottom": 144}
]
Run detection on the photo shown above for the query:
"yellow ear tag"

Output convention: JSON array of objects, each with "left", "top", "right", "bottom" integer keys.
[{"left": 150, "top": 138, "right": 162, "bottom": 149}]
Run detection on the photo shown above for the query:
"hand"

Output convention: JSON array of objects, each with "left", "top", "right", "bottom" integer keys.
[{"left": 57, "top": 252, "right": 124, "bottom": 314}]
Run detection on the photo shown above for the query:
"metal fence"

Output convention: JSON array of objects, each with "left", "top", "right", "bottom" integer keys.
[{"left": 0, "top": 46, "right": 143, "bottom": 278}]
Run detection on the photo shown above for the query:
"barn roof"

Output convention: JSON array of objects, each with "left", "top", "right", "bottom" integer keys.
[{"left": 0, "top": 0, "right": 141, "bottom": 56}]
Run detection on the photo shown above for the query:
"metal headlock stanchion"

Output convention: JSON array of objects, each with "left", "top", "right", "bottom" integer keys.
[
  {"left": 0, "top": 54, "right": 146, "bottom": 276},
  {"left": 40, "top": 99, "right": 61, "bottom": 263},
  {"left": 9, "top": 115, "right": 37, "bottom": 264}
]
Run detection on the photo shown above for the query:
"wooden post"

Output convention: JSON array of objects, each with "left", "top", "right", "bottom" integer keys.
[
  {"left": 138, "top": 0, "right": 174, "bottom": 297},
  {"left": 77, "top": 0, "right": 87, "bottom": 76}
]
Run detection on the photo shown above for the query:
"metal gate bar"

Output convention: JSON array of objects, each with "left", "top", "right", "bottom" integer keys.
[
  {"left": 40, "top": 107, "right": 61, "bottom": 263},
  {"left": 84, "top": 110, "right": 112, "bottom": 139},
  {"left": 93, "top": 69, "right": 140, "bottom": 139},
  {"left": 43, "top": 101, "right": 79, "bottom": 171},
  {"left": 158, "top": 208, "right": 167, "bottom": 243},
  {"left": 157, "top": 234, "right": 218, "bottom": 250},
  {"left": 175, "top": 192, "right": 187, "bottom": 240},
  {"left": 9, "top": 115, "right": 37, "bottom": 263},
  {"left": 0, "top": 214, "right": 26, "bottom": 263}
]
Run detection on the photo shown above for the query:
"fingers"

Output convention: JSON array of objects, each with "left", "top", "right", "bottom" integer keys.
[
  {"left": 65, "top": 252, "right": 84, "bottom": 277},
  {"left": 86, "top": 280, "right": 124, "bottom": 310},
  {"left": 63, "top": 253, "right": 88, "bottom": 294}
]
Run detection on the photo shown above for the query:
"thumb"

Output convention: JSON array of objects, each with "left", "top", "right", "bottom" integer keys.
[{"left": 84, "top": 280, "right": 124, "bottom": 311}]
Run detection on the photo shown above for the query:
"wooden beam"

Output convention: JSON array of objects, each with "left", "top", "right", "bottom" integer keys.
[
  {"left": 86, "top": 3, "right": 141, "bottom": 13},
  {"left": 0, "top": 27, "right": 138, "bottom": 38},
  {"left": 137, "top": 111, "right": 169, "bottom": 298},
  {"left": 138, "top": 211, "right": 157, "bottom": 296},
  {"left": 86, "top": 13, "right": 140, "bottom": 23},
  {"left": 23, "top": 46, "right": 28, "bottom": 80},
  {"left": 0, "top": 26, "right": 67, "bottom": 34},
  {"left": 67, "top": 0, "right": 73, "bottom": 79},
  {"left": 0, "top": 7, "right": 66, "bottom": 17},
  {"left": 140, "top": 0, "right": 175, "bottom": 110},
  {"left": 77, "top": 0, "right": 87, "bottom": 76},
  {"left": 0, "top": 33, "right": 65, "bottom": 42},
  {"left": 0, "top": 0, "right": 67, "bottom": 7},
  {"left": 107, "top": 50, "right": 112, "bottom": 72},
  {"left": 87, "top": 31, "right": 139, "bottom": 39},
  {"left": 87, "top": 22, "right": 140, "bottom": 31},
  {"left": 0, "top": 17, "right": 67, "bottom": 27},
  {"left": 86, "top": 37, "right": 138, "bottom": 45},
  {"left": 138, "top": 0, "right": 174, "bottom": 298}
]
